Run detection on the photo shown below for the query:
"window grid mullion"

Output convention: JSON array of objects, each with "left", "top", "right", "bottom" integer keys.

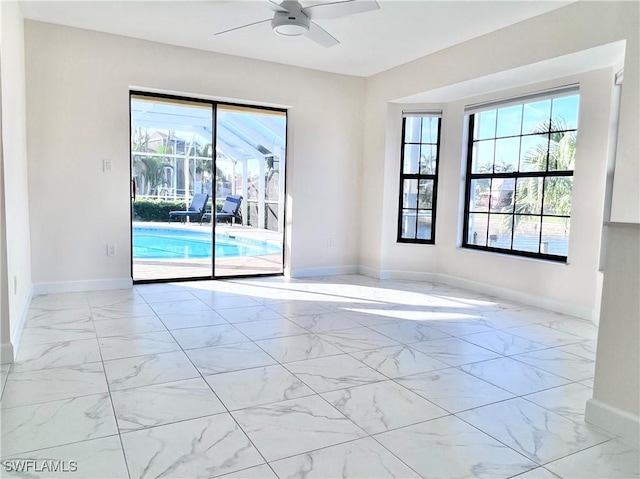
[
  {"left": 538, "top": 177, "right": 548, "bottom": 253},
  {"left": 463, "top": 92, "right": 578, "bottom": 261},
  {"left": 473, "top": 128, "right": 577, "bottom": 143},
  {"left": 402, "top": 174, "right": 436, "bottom": 180},
  {"left": 397, "top": 116, "right": 440, "bottom": 244},
  {"left": 468, "top": 170, "right": 573, "bottom": 180}
]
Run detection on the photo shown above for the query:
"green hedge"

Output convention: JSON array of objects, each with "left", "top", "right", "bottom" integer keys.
[{"left": 132, "top": 199, "right": 220, "bottom": 222}]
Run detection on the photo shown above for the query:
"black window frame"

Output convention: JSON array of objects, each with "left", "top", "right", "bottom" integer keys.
[
  {"left": 462, "top": 92, "right": 579, "bottom": 263},
  {"left": 397, "top": 115, "right": 442, "bottom": 244}
]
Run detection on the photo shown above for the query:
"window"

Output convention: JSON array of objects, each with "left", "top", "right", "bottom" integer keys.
[
  {"left": 463, "top": 89, "right": 579, "bottom": 261},
  {"left": 398, "top": 113, "right": 441, "bottom": 243}
]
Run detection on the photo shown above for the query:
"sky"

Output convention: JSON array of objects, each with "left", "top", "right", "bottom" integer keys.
[{"left": 473, "top": 94, "right": 579, "bottom": 173}]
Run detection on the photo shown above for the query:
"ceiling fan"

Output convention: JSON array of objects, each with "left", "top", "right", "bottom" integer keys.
[{"left": 214, "top": 0, "right": 380, "bottom": 48}]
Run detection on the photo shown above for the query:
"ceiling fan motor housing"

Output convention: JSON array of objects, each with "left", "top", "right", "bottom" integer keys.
[{"left": 272, "top": 10, "right": 310, "bottom": 36}]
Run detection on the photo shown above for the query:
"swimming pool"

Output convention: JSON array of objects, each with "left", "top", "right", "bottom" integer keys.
[{"left": 133, "top": 227, "right": 282, "bottom": 260}]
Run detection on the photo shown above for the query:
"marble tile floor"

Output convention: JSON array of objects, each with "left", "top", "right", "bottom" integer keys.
[{"left": 1, "top": 275, "right": 638, "bottom": 479}]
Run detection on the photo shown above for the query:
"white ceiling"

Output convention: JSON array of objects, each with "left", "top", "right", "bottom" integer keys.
[
  {"left": 19, "top": 0, "right": 572, "bottom": 77},
  {"left": 395, "top": 41, "right": 626, "bottom": 103}
]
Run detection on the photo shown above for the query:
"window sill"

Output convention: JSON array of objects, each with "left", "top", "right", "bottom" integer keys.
[{"left": 459, "top": 244, "right": 569, "bottom": 265}]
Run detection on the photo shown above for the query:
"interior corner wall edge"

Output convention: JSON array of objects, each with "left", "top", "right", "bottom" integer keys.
[
  {"left": 0, "top": 20, "right": 11, "bottom": 364},
  {"left": 23, "top": 20, "right": 365, "bottom": 285},
  {"left": 609, "top": 3, "right": 640, "bottom": 224},
  {"left": 585, "top": 398, "right": 640, "bottom": 445},
  {"left": 1, "top": 1, "right": 34, "bottom": 358},
  {"left": 359, "top": 0, "right": 639, "bottom": 316}
]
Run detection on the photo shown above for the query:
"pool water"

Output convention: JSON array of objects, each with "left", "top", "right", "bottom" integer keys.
[{"left": 133, "top": 227, "right": 281, "bottom": 260}]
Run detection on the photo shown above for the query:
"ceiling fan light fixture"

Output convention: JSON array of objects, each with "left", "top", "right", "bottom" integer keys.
[{"left": 272, "top": 11, "right": 310, "bottom": 36}]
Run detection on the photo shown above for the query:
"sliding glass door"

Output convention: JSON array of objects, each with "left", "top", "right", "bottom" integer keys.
[
  {"left": 130, "top": 93, "right": 286, "bottom": 282},
  {"left": 214, "top": 105, "right": 286, "bottom": 278}
]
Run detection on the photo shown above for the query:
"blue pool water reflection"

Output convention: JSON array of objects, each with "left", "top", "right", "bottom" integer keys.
[{"left": 133, "top": 227, "right": 281, "bottom": 260}]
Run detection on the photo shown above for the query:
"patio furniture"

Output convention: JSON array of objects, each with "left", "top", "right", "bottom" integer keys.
[
  {"left": 168, "top": 193, "right": 209, "bottom": 224},
  {"left": 202, "top": 195, "right": 243, "bottom": 224}
]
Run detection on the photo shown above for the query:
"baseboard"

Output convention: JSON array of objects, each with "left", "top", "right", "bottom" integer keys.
[
  {"left": 289, "top": 265, "right": 359, "bottom": 278},
  {"left": 357, "top": 266, "right": 389, "bottom": 279},
  {"left": 32, "top": 278, "right": 133, "bottom": 295},
  {"left": 8, "top": 284, "right": 33, "bottom": 362},
  {"left": 358, "top": 267, "right": 438, "bottom": 282},
  {"left": 435, "top": 273, "right": 594, "bottom": 320},
  {"left": 586, "top": 398, "right": 640, "bottom": 445},
  {"left": 390, "top": 270, "right": 436, "bottom": 282},
  {"left": 0, "top": 342, "right": 14, "bottom": 364},
  {"left": 358, "top": 268, "right": 593, "bottom": 320}
]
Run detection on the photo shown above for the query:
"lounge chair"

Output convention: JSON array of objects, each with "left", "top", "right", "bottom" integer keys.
[
  {"left": 168, "top": 194, "right": 209, "bottom": 224},
  {"left": 202, "top": 195, "right": 243, "bottom": 224}
]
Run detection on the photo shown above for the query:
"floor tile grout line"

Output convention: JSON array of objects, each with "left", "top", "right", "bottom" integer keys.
[
  {"left": 1, "top": 358, "right": 106, "bottom": 376},
  {"left": 212, "top": 389, "right": 320, "bottom": 415},
  {"left": 507, "top": 355, "right": 592, "bottom": 383},
  {"left": 451, "top": 397, "right": 618, "bottom": 469},
  {"left": 352, "top": 317, "right": 513, "bottom": 360},
  {"left": 268, "top": 435, "right": 418, "bottom": 475},
  {"left": 15, "top": 278, "right": 611, "bottom": 479},
  {"left": 268, "top": 354, "right": 426, "bottom": 478},
  {"left": 344, "top": 348, "right": 454, "bottom": 378},
  {"left": 0, "top": 434, "right": 123, "bottom": 461},
  {"left": 190, "top": 297, "right": 427, "bottom": 477},
  {"left": 452, "top": 362, "right": 588, "bottom": 398},
  {"left": 96, "top": 345, "right": 185, "bottom": 363},
  {"left": 89, "top": 300, "right": 134, "bottom": 479},
  {"left": 116, "top": 410, "right": 240, "bottom": 436},
  {"left": 532, "top": 437, "right": 632, "bottom": 471},
  {"left": 162, "top": 320, "right": 281, "bottom": 479},
  {"left": 212, "top": 463, "right": 276, "bottom": 478},
  {"left": 322, "top": 340, "right": 476, "bottom": 417},
  {"left": 255, "top": 321, "right": 452, "bottom": 478},
  {"left": 163, "top": 305, "right": 590, "bottom": 425},
  {"left": 367, "top": 428, "right": 446, "bottom": 479},
  {"left": 1, "top": 306, "right": 119, "bottom": 410},
  {"left": 254, "top": 341, "right": 346, "bottom": 365},
  {"left": 451, "top": 410, "right": 552, "bottom": 470},
  {"left": 251, "top": 295, "right": 609, "bottom": 472},
  {"left": 0, "top": 363, "right": 12, "bottom": 403},
  {"left": 183, "top": 350, "right": 279, "bottom": 376},
  {"left": 505, "top": 466, "right": 559, "bottom": 479},
  {"left": 0, "top": 389, "right": 114, "bottom": 411},
  {"left": 105, "top": 371, "right": 202, "bottom": 393}
]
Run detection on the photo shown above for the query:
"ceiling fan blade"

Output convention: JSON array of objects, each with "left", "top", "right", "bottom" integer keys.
[
  {"left": 303, "top": 0, "right": 379, "bottom": 20},
  {"left": 266, "top": 0, "right": 288, "bottom": 12},
  {"left": 214, "top": 19, "right": 272, "bottom": 36},
  {"left": 306, "top": 21, "right": 339, "bottom": 48}
]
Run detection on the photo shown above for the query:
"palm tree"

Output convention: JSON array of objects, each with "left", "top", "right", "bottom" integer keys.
[
  {"left": 132, "top": 127, "right": 172, "bottom": 195},
  {"left": 510, "top": 118, "right": 576, "bottom": 234}
]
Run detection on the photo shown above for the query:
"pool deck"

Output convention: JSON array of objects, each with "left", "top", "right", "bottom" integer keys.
[{"left": 132, "top": 221, "right": 283, "bottom": 281}]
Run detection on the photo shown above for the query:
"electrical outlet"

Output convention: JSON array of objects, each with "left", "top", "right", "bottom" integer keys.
[
  {"left": 103, "top": 159, "right": 112, "bottom": 172},
  {"left": 327, "top": 238, "right": 333, "bottom": 249},
  {"left": 106, "top": 244, "right": 116, "bottom": 256}
]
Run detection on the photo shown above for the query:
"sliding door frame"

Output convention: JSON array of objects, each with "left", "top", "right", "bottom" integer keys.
[{"left": 129, "top": 90, "right": 288, "bottom": 284}]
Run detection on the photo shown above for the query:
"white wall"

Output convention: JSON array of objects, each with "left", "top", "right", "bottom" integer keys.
[
  {"left": 376, "top": 69, "right": 615, "bottom": 318},
  {"left": 13, "top": 0, "right": 640, "bottom": 438},
  {"left": 359, "top": 0, "right": 639, "bottom": 439},
  {"left": 609, "top": 30, "right": 639, "bottom": 224},
  {"left": 24, "top": 21, "right": 364, "bottom": 287},
  {"left": 0, "top": 60, "right": 10, "bottom": 363},
  {"left": 586, "top": 223, "right": 639, "bottom": 442},
  {"left": 1, "top": 1, "right": 33, "bottom": 361},
  {"left": 360, "top": 1, "right": 638, "bottom": 319}
]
